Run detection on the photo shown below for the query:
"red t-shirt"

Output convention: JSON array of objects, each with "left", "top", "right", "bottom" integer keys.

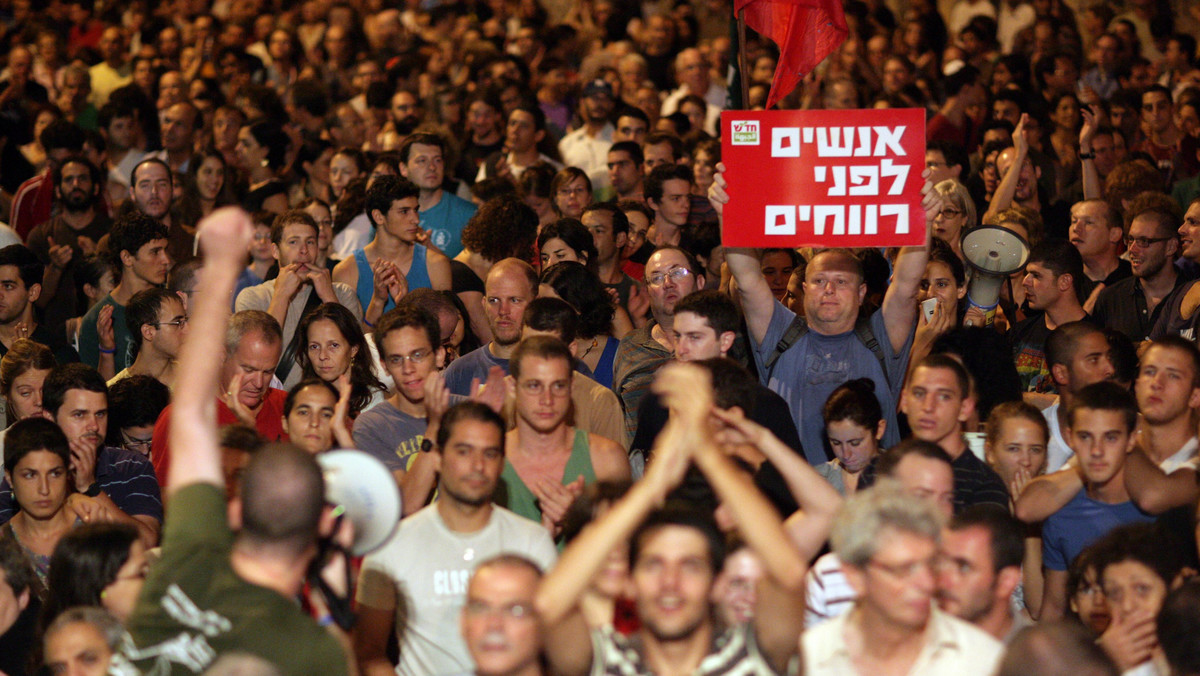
[{"left": 151, "top": 389, "right": 290, "bottom": 487}]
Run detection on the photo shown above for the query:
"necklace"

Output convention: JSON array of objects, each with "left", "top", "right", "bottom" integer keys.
[{"left": 580, "top": 338, "right": 598, "bottom": 360}]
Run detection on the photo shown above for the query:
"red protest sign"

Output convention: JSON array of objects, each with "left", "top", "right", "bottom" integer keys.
[{"left": 721, "top": 109, "right": 927, "bottom": 248}]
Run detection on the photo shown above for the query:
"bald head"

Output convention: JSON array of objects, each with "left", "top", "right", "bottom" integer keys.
[{"left": 484, "top": 258, "right": 538, "bottom": 348}]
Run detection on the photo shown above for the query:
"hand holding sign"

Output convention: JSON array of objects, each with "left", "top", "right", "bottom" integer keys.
[{"left": 721, "top": 109, "right": 926, "bottom": 248}]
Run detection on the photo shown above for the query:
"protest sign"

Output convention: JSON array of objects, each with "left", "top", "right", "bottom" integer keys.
[{"left": 721, "top": 108, "right": 927, "bottom": 248}]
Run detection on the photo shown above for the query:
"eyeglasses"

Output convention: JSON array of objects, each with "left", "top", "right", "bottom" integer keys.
[
  {"left": 935, "top": 208, "right": 963, "bottom": 219},
  {"left": 463, "top": 600, "right": 536, "bottom": 620},
  {"left": 387, "top": 349, "right": 432, "bottom": 366},
  {"left": 152, "top": 316, "right": 189, "bottom": 329},
  {"left": 867, "top": 555, "right": 940, "bottom": 581},
  {"left": 519, "top": 380, "right": 570, "bottom": 396},
  {"left": 121, "top": 430, "right": 153, "bottom": 453},
  {"left": 647, "top": 267, "right": 692, "bottom": 287},
  {"left": 1124, "top": 235, "right": 1172, "bottom": 248}
]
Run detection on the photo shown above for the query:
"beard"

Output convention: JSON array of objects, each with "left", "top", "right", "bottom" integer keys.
[
  {"left": 62, "top": 189, "right": 95, "bottom": 212},
  {"left": 393, "top": 115, "right": 419, "bottom": 135}
]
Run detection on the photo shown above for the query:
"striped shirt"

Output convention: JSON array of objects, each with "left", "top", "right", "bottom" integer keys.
[{"left": 590, "top": 623, "right": 789, "bottom": 675}]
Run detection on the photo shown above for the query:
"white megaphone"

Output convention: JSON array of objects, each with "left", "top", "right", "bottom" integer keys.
[
  {"left": 960, "top": 225, "right": 1030, "bottom": 327},
  {"left": 317, "top": 449, "right": 402, "bottom": 556}
]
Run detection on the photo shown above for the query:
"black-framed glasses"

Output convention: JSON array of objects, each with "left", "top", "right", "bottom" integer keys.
[{"left": 1124, "top": 235, "right": 1172, "bottom": 248}]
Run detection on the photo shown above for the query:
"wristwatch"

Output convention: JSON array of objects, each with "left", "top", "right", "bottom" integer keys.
[
  {"left": 83, "top": 482, "right": 102, "bottom": 497},
  {"left": 1079, "top": 150, "right": 1096, "bottom": 160}
]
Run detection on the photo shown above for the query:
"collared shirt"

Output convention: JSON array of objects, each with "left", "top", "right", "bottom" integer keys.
[
  {"left": 1093, "top": 273, "right": 1189, "bottom": 343},
  {"left": 803, "top": 607, "right": 1003, "bottom": 676},
  {"left": 558, "top": 122, "right": 614, "bottom": 194}
]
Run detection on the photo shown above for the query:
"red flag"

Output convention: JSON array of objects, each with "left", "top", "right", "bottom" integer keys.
[{"left": 735, "top": 0, "right": 848, "bottom": 110}]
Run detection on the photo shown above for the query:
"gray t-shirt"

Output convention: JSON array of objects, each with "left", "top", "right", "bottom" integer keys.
[
  {"left": 352, "top": 397, "right": 464, "bottom": 472},
  {"left": 750, "top": 300, "right": 911, "bottom": 465},
  {"left": 357, "top": 505, "right": 556, "bottom": 676}
]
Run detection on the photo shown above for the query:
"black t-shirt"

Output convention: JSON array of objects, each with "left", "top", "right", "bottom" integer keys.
[
  {"left": 26, "top": 213, "right": 114, "bottom": 334},
  {"left": 1078, "top": 258, "right": 1132, "bottom": 307},
  {"left": 449, "top": 259, "right": 485, "bottom": 294}
]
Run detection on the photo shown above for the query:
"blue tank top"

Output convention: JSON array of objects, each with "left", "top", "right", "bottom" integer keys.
[{"left": 354, "top": 244, "right": 432, "bottom": 313}]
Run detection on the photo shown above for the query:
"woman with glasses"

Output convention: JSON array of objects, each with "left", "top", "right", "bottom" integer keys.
[
  {"left": 551, "top": 167, "right": 593, "bottom": 220},
  {"left": 931, "top": 179, "right": 976, "bottom": 261},
  {"left": 294, "top": 303, "right": 387, "bottom": 419}
]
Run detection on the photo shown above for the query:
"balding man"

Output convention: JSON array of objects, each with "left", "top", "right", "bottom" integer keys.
[
  {"left": 89, "top": 27, "right": 131, "bottom": 106},
  {"left": 660, "top": 48, "right": 723, "bottom": 135},
  {"left": 443, "top": 258, "right": 539, "bottom": 396},
  {"left": 148, "top": 101, "right": 198, "bottom": 174},
  {"left": 461, "top": 556, "right": 546, "bottom": 676}
]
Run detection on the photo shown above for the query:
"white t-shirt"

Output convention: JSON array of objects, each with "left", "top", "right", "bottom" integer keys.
[
  {"left": 359, "top": 505, "right": 557, "bottom": 676},
  {"left": 1042, "top": 401, "right": 1074, "bottom": 473}
]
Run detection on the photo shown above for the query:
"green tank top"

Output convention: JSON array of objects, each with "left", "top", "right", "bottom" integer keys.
[{"left": 497, "top": 428, "right": 597, "bottom": 524}]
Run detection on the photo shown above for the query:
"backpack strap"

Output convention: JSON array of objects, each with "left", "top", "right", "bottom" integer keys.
[
  {"left": 854, "top": 317, "right": 890, "bottom": 384},
  {"left": 764, "top": 315, "right": 808, "bottom": 377}
]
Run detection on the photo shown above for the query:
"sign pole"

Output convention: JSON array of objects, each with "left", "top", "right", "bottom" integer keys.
[{"left": 737, "top": 9, "right": 749, "bottom": 111}]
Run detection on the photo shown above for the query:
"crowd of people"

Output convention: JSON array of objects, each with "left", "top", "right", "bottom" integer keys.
[{"left": 2, "top": 0, "right": 1200, "bottom": 674}]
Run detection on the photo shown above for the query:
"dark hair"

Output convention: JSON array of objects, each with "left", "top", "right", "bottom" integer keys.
[
  {"left": 238, "top": 443, "right": 325, "bottom": 556},
  {"left": 997, "top": 622, "right": 1119, "bottom": 676},
  {"left": 1158, "top": 579, "right": 1200, "bottom": 675},
  {"left": 0, "top": 244, "right": 45, "bottom": 290},
  {"left": 51, "top": 155, "right": 103, "bottom": 193},
  {"left": 630, "top": 506, "right": 724, "bottom": 575},
  {"left": 523, "top": 297, "right": 579, "bottom": 344},
  {"left": 518, "top": 163, "right": 556, "bottom": 202},
  {"left": 673, "top": 289, "right": 739, "bottom": 337},
  {"left": 460, "top": 195, "right": 539, "bottom": 262},
  {"left": 1125, "top": 190, "right": 1183, "bottom": 235},
  {"left": 374, "top": 305, "right": 441, "bottom": 360},
  {"left": 269, "top": 208, "right": 318, "bottom": 245},
  {"left": 550, "top": 167, "right": 592, "bottom": 215},
  {"left": 911, "top": 353, "right": 971, "bottom": 399},
  {"left": 365, "top": 175, "right": 420, "bottom": 229},
  {"left": 1028, "top": 238, "right": 1085, "bottom": 303},
  {"left": 108, "top": 210, "right": 168, "bottom": 269},
  {"left": 644, "top": 163, "right": 693, "bottom": 204},
  {"left": 643, "top": 131, "right": 684, "bottom": 161},
  {"left": 823, "top": 378, "right": 883, "bottom": 430},
  {"left": 176, "top": 146, "right": 236, "bottom": 225},
  {"left": 244, "top": 118, "right": 290, "bottom": 170},
  {"left": 1045, "top": 320, "right": 1105, "bottom": 370},
  {"left": 582, "top": 201, "right": 629, "bottom": 236},
  {"left": 295, "top": 303, "right": 385, "bottom": 416},
  {"left": 927, "top": 238, "right": 966, "bottom": 286},
  {"left": 930, "top": 327, "right": 1024, "bottom": 420},
  {"left": 41, "top": 363, "right": 106, "bottom": 418},
  {"left": 397, "top": 132, "right": 447, "bottom": 164},
  {"left": 436, "top": 401, "right": 506, "bottom": 452},
  {"left": 40, "top": 523, "right": 139, "bottom": 631},
  {"left": 125, "top": 287, "right": 179, "bottom": 350},
  {"left": 283, "top": 378, "right": 339, "bottom": 417},
  {"left": 949, "top": 505, "right": 1024, "bottom": 573},
  {"left": 1094, "top": 522, "right": 1186, "bottom": 596},
  {"left": 538, "top": 218, "right": 597, "bottom": 268},
  {"left": 1067, "top": 381, "right": 1138, "bottom": 433},
  {"left": 0, "top": 536, "right": 35, "bottom": 599},
  {"left": 618, "top": 199, "right": 654, "bottom": 225},
  {"left": 876, "top": 438, "right": 954, "bottom": 478},
  {"left": 40, "top": 119, "right": 85, "bottom": 153},
  {"left": 696, "top": 357, "right": 758, "bottom": 413},
  {"left": 4, "top": 417, "right": 70, "bottom": 474},
  {"left": 561, "top": 480, "right": 633, "bottom": 544},
  {"left": 106, "top": 375, "right": 169, "bottom": 447},
  {"left": 508, "top": 103, "right": 546, "bottom": 132},
  {"left": 1147, "top": 335, "right": 1200, "bottom": 388},
  {"left": 332, "top": 176, "right": 367, "bottom": 237},
  {"left": 608, "top": 140, "right": 644, "bottom": 166},
  {"left": 539, "top": 262, "right": 614, "bottom": 340}
]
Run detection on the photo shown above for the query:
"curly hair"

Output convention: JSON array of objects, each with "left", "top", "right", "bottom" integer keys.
[
  {"left": 460, "top": 195, "right": 539, "bottom": 263},
  {"left": 540, "top": 261, "right": 615, "bottom": 340},
  {"left": 1105, "top": 159, "right": 1164, "bottom": 208}
]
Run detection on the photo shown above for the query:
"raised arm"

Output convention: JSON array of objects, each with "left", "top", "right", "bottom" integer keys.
[
  {"left": 880, "top": 168, "right": 935, "bottom": 353},
  {"left": 167, "top": 207, "right": 254, "bottom": 495},
  {"left": 709, "top": 163, "right": 777, "bottom": 345},
  {"left": 983, "top": 114, "right": 1029, "bottom": 224},
  {"left": 1079, "top": 106, "right": 1103, "bottom": 201},
  {"left": 1123, "top": 446, "right": 1198, "bottom": 514},
  {"left": 1014, "top": 459, "right": 1084, "bottom": 523}
]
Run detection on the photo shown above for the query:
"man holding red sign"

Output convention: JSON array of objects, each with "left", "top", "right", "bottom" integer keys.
[{"left": 711, "top": 160, "right": 939, "bottom": 466}]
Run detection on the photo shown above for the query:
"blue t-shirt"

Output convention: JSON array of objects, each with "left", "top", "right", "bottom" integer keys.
[
  {"left": 1042, "top": 490, "right": 1154, "bottom": 570},
  {"left": 750, "top": 301, "right": 911, "bottom": 466},
  {"left": 442, "top": 344, "right": 598, "bottom": 397},
  {"left": 419, "top": 192, "right": 475, "bottom": 259}
]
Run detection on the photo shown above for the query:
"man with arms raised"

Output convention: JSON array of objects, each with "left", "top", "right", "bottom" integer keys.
[
  {"left": 460, "top": 555, "right": 546, "bottom": 676},
  {"left": 237, "top": 210, "right": 360, "bottom": 386},
  {"left": 713, "top": 165, "right": 929, "bottom": 465},
  {"left": 354, "top": 401, "right": 556, "bottom": 676},
  {"left": 333, "top": 175, "right": 451, "bottom": 326},
  {"left": 612, "top": 246, "right": 703, "bottom": 440},
  {"left": 499, "top": 335, "right": 629, "bottom": 535},
  {"left": 937, "top": 506, "right": 1029, "bottom": 642},
  {"left": 804, "top": 481, "right": 1003, "bottom": 675},
  {"left": 121, "top": 207, "right": 351, "bottom": 676},
  {"left": 536, "top": 363, "right": 807, "bottom": 676},
  {"left": 443, "top": 258, "right": 537, "bottom": 396},
  {"left": 398, "top": 132, "right": 476, "bottom": 258}
]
